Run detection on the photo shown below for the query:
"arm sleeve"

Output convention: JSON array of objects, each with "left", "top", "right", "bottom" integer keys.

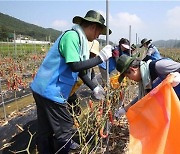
[
  {"left": 142, "top": 55, "right": 152, "bottom": 62},
  {"left": 68, "top": 56, "right": 103, "bottom": 72},
  {"left": 78, "top": 70, "right": 97, "bottom": 90},
  {"left": 143, "top": 48, "right": 155, "bottom": 61},
  {"left": 146, "top": 48, "right": 155, "bottom": 56},
  {"left": 155, "top": 59, "right": 180, "bottom": 79},
  {"left": 130, "top": 96, "right": 138, "bottom": 105}
]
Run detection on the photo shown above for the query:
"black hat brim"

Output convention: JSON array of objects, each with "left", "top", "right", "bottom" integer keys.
[
  {"left": 139, "top": 39, "right": 152, "bottom": 48},
  {"left": 73, "top": 16, "right": 112, "bottom": 35}
]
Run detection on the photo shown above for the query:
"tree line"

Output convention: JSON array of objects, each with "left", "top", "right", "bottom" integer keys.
[{"left": 0, "top": 12, "right": 62, "bottom": 42}]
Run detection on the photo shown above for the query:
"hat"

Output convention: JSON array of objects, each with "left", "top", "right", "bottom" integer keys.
[
  {"left": 119, "top": 38, "right": 130, "bottom": 49},
  {"left": 88, "top": 40, "right": 100, "bottom": 55},
  {"left": 116, "top": 54, "right": 137, "bottom": 83},
  {"left": 121, "top": 44, "right": 130, "bottom": 50},
  {"left": 73, "top": 10, "right": 112, "bottom": 35},
  {"left": 119, "top": 38, "right": 130, "bottom": 45},
  {"left": 131, "top": 44, "right": 136, "bottom": 50},
  {"left": 139, "top": 38, "right": 152, "bottom": 48}
]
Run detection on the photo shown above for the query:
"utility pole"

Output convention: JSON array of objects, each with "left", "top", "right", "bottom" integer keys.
[
  {"left": 105, "top": 0, "right": 110, "bottom": 153},
  {"left": 0, "top": 78, "right": 7, "bottom": 122},
  {"left": 129, "top": 25, "right": 131, "bottom": 56}
]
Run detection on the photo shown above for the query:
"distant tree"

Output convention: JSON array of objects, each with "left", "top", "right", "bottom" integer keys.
[
  {"left": 0, "top": 26, "right": 9, "bottom": 41},
  {"left": 174, "top": 42, "right": 180, "bottom": 48}
]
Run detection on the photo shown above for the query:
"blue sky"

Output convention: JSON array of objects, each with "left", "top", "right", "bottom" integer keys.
[{"left": 1, "top": 1, "right": 180, "bottom": 44}]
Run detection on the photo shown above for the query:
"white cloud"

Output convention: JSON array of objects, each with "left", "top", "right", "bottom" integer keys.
[
  {"left": 167, "top": 6, "right": 180, "bottom": 27},
  {"left": 161, "top": 6, "right": 180, "bottom": 40},
  {"left": 51, "top": 20, "right": 69, "bottom": 30},
  {"left": 114, "top": 12, "right": 143, "bottom": 28},
  {"left": 109, "top": 12, "right": 145, "bottom": 43},
  {"left": 95, "top": 10, "right": 145, "bottom": 43}
]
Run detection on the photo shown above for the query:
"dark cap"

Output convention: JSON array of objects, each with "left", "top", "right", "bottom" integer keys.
[
  {"left": 116, "top": 54, "right": 137, "bottom": 83},
  {"left": 131, "top": 44, "right": 136, "bottom": 50},
  {"left": 139, "top": 38, "right": 152, "bottom": 48},
  {"left": 73, "top": 10, "right": 112, "bottom": 35}
]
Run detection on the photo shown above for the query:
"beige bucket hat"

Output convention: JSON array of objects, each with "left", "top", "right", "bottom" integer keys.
[{"left": 88, "top": 40, "right": 100, "bottom": 55}]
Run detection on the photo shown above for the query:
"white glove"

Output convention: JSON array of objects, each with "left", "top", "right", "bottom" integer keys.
[
  {"left": 98, "top": 45, "right": 112, "bottom": 62},
  {"left": 93, "top": 85, "right": 105, "bottom": 100},
  {"left": 170, "top": 72, "right": 180, "bottom": 87},
  {"left": 92, "top": 76, "right": 99, "bottom": 85},
  {"left": 114, "top": 107, "right": 126, "bottom": 120}
]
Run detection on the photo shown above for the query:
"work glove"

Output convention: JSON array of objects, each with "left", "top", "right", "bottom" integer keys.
[
  {"left": 98, "top": 45, "right": 112, "bottom": 62},
  {"left": 170, "top": 72, "right": 180, "bottom": 87},
  {"left": 92, "top": 76, "right": 99, "bottom": 85},
  {"left": 114, "top": 107, "right": 126, "bottom": 120},
  {"left": 93, "top": 85, "right": 105, "bottom": 100}
]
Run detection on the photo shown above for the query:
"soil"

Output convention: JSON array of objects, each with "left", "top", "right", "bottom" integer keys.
[
  {"left": 0, "top": 104, "right": 38, "bottom": 153},
  {"left": 0, "top": 72, "right": 132, "bottom": 154},
  {"left": 0, "top": 103, "right": 130, "bottom": 154}
]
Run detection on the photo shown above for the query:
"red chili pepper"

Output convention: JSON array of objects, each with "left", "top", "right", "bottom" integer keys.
[
  {"left": 88, "top": 99, "right": 93, "bottom": 111},
  {"left": 100, "top": 127, "right": 108, "bottom": 138},
  {"left": 108, "top": 111, "right": 113, "bottom": 124},
  {"left": 106, "top": 100, "right": 110, "bottom": 107},
  {"left": 119, "top": 91, "right": 124, "bottom": 100},
  {"left": 99, "top": 108, "right": 103, "bottom": 116}
]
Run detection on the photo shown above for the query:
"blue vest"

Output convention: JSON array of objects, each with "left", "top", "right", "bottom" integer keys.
[
  {"left": 98, "top": 57, "right": 116, "bottom": 73},
  {"left": 148, "top": 45, "right": 162, "bottom": 61},
  {"left": 30, "top": 33, "right": 79, "bottom": 103}
]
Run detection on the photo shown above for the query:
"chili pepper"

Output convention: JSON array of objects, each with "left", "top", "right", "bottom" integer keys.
[
  {"left": 74, "top": 118, "right": 79, "bottom": 128},
  {"left": 119, "top": 91, "right": 124, "bottom": 100},
  {"left": 99, "top": 108, "right": 103, "bottom": 116},
  {"left": 100, "top": 127, "right": 108, "bottom": 138},
  {"left": 108, "top": 111, "right": 113, "bottom": 124},
  {"left": 88, "top": 99, "right": 93, "bottom": 112},
  {"left": 106, "top": 100, "right": 110, "bottom": 107}
]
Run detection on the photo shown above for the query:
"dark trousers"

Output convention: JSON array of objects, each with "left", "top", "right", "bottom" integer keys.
[{"left": 33, "top": 92, "right": 74, "bottom": 154}]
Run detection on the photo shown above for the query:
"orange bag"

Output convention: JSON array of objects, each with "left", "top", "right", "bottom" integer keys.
[{"left": 126, "top": 75, "right": 180, "bottom": 154}]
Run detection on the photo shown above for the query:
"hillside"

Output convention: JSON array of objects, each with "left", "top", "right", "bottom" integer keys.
[
  {"left": 0, "top": 12, "right": 62, "bottom": 42},
  {"left": 153, "top": 39, "right": 180, "bottom": 48},
  {"left": 1, "top": 12, "right": 179, "bottom": 47}
]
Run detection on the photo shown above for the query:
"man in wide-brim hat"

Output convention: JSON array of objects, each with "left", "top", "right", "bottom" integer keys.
[
  {"left": 73, "top": 10, "right": 112, "bottom": 36},
  {"left": 30, "top": 10, "right": 113, "bottom": 154},
  {"left": 139, "top": 38, "right": 162, "bottom": 61},
  {"left": 139, "top": 38, "right": 152, "bottom": 48}
]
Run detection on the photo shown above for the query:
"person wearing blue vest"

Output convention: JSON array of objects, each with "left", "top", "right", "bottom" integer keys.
[
  {"left": 30, "top": 10, "right": 112, "bottom": 154},
  {"left": 98, "top": 38, "right": 130, "bottom": 84},
  {"left": 140, "top": 38, "right": 162, "bottom": 61},
  {"left": 114, "top": 54, "right": 180, "bottom": 119}
]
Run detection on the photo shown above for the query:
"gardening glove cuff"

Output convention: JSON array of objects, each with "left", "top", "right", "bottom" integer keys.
[
  {"left": 93, "top": 85, "right": 105, "bottom": 100},
  {"left": 114, "top": 107, "right": 126, "bottom": 120},
  {"left": 170, "top": 72, "right": 180, "bottom": 87}
]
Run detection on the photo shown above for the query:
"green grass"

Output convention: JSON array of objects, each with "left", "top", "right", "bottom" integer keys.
[
  {"left": 159, "top": 48, "right": 180, "bottom": 62},
  {"left": 136, "top": 47, "right": 180, "bottom": 62},
  {"left": 0, "top": 42, "right": 50, "bottom": 58}
]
